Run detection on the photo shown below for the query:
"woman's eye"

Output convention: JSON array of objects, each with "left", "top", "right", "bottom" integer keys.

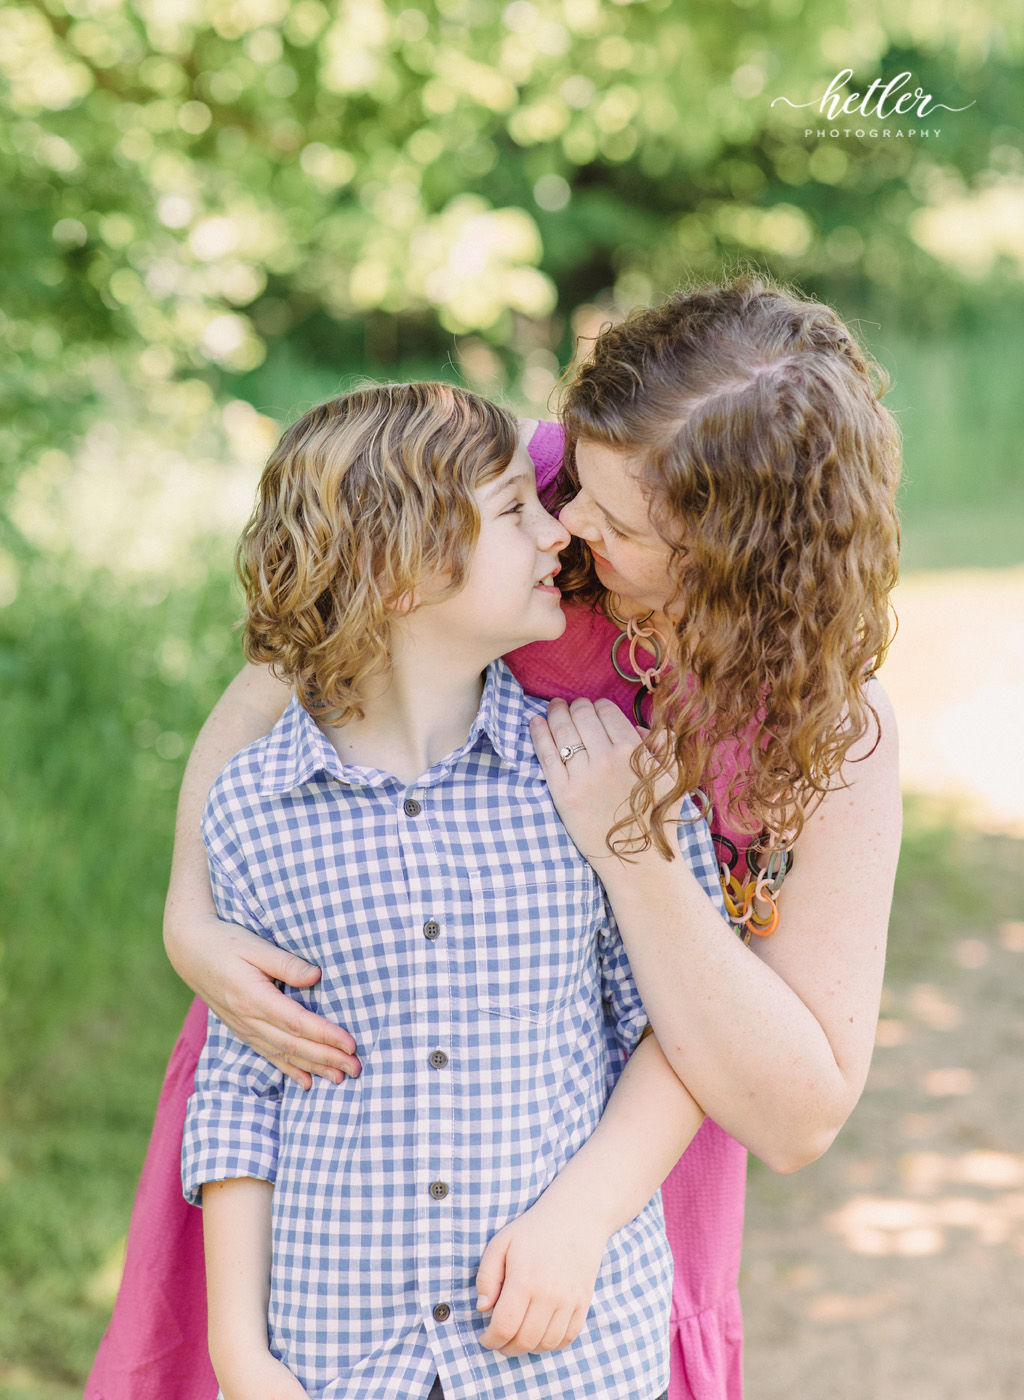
[{"left": 606, "top": 521, "right": 629, "bottom": 540}]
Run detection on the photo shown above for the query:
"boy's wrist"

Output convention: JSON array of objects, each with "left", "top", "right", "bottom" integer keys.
[
  {"left": 533, "top": 1166, "right": 624, "bottom": 1240},
  {"left": 213, "top": 1344, "right": 295, "bottom": 1400}
]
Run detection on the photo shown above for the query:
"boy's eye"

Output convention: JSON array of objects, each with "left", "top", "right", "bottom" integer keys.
[{"left": 502, "top": 501, "right": 525, "bottom": 517}]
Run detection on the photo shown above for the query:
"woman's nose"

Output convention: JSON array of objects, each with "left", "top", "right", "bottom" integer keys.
[
  {"left": 540, "top": 507, "right": 571, "bottom": 552},
  {"left": 559, "top": 491, "right": 593, "bottom": 540}
]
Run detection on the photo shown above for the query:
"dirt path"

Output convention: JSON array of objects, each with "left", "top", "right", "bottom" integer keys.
[
  {"left": 740, "top": 566, "right": 1024, "bottom": 1399},
  {"left": 880, "top": 566, "right": 1024, "bottom": 836},
  {"left": 742, "top": 916, "right": 1024, "bottom": 1399}
]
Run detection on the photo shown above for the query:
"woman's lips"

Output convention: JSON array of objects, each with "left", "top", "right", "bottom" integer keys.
[{"left": 590, "top": 548, "right": 613, "bottom": 570}]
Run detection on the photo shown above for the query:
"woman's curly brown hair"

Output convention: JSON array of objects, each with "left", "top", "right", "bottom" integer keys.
[
  {"left": 237, "top": 381, "right": 517, "bottom": 724},
  {"left": 556, "top": 273, "right": 901, "bottom": 857}
]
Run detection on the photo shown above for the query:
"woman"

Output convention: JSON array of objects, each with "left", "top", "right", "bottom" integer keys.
[{"left": 86, "top": 274, "right": 901, "bottom": 1400}]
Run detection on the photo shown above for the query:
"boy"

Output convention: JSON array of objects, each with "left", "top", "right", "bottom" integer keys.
[{"left": 182, "top": 382, "right": 723, "bottom": 1400}]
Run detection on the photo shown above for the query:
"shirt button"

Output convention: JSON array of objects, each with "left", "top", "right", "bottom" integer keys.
[
  {"left": 428, "top": 1050, "right": 448, "bottom": 1069},
  {"left": 423, "top": 919, "right": 440, "bottom": 941},
  {"left": 429, "top": 1180, "right": 449, "bottom": 1200},
  {"left": 432, "top": 1302, "right": 451, "bottom": 1322},
  {"left": 403, "top": 798, "right": 421, "bottom": 816}
]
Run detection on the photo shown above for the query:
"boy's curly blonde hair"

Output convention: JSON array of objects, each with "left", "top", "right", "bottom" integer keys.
[
  {"left": 555, "top": 273, "right": 901, "bottom": 855},
  {"left": 237, "top": 381, "right": 518, "bottom": 724}
]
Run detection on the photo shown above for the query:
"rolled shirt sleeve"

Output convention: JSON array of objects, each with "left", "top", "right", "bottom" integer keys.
[{"left": 180, "top": 847, "right": 284, "bottom": 1205}]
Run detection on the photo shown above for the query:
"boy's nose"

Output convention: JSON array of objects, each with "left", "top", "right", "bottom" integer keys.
[{"left": 540, "top": 509, "right": 571, "bottom": 552}]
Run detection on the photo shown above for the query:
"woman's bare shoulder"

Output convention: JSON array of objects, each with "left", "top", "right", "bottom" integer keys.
[{"left": 849, "top": 675, "right": 899, "bottom": 769}]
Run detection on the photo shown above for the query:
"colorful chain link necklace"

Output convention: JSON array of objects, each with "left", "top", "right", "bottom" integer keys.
[
  {"left": 606, "top": 602, "right": 791, "bottom": 940},
  {"left": 713, "top": 833, "right": 793, "bottom": 944},
  {"left": 606, "top": 605, "right": 669, "bottom": 725}
]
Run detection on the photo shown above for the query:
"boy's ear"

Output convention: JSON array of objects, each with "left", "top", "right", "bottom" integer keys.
[
  {"left": 389, "top": 589, "right": 419, "bottom": 615},
  {"left": 393, "top": 565, "right": 456, "bottom": 613}
]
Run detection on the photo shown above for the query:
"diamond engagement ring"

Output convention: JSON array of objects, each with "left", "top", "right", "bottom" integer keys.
[{"left": 558, "top": 743, "right": 587, "bottom": 763}]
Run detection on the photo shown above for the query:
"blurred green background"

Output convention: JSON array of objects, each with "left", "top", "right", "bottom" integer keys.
[{"left": 1, "top": 0, "right": 1022, "bottom": 1394}]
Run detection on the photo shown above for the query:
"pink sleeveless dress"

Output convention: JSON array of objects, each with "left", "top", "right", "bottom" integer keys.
[{"left": 85, "top": 421, "right": 746, "bottom": 1400}]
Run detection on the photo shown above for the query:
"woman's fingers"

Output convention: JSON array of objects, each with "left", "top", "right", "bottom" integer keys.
[
  {"left": 233, "top": 1010, "right": 362, "bottom": 1083},
  {"left": 528, "top": 713, "right": 563, "bottom": 772},
  {"left": 546, "top": 696, "right": 643, "bottom": 762},
  {"left": 213, "top": 963, "right": 362, "bottom": 1083},
  {"left": 248, "top": 941, "right": 323, "bottom": 990},
  {"left": 541, "top": 697, "right": 589, "bottom": 763},
  {"left": 267, "top": 1056, "right": 315, "bottom": 1091},
  {"left": 593, "top": 695, "right": 646, "bottom": 743},
  {"left": 240, "top": 947, "right": 359, "bottom": 1058},
  {"left": 264, "top": 1008, "right": 364, "bottom": 1080}
]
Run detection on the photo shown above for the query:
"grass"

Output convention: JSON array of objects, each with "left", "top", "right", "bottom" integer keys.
[
  {"left": 0, "top": 563, "right": 240, "bottom": 1394},
  {"left": 865, "top": 314, "right": 1024, "bottom": 572}
]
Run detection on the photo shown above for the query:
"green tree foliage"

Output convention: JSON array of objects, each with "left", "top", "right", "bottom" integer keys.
[{"left": 1, "top": 0, "right": 1022, "bottom": 499}]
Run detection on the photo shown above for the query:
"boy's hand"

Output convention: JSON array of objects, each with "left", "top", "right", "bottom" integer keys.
[
  {"left": 216, "top": 1348, "right": 310, "bottom": 1400},
  {"left": 475, "top": 1190, "right": 610, "bottom": 1357}
]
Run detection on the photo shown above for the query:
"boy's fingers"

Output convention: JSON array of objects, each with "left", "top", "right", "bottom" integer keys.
[
  {"left": 475, "top": 1237, "right": 507, "bottom": 1312},
  {"left": 480, "top": 1286, "right": 529, "bottom": 1350},
  {"left": 496, "top": 1300, "right": 551, "bottom": 1357},
  {"left": 534, "top": 1305, "right": 575, "bottom": 1354},
  {"left": 561, "top": 1305, "right": 588, "bottom": 1349}
]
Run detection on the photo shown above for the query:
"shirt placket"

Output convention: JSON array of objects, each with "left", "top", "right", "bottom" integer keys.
[{"left": 396, "top": 778, "right": 462, "bottom": 1376}]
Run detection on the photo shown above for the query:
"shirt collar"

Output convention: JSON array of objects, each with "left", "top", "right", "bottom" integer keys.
[
  {"left": 258, "top": 659, "right": 531, "bottom": 797},
  {"left": 258, "top": 695, "right": 348, "bottom": 796},
  {"left": 464, "top": 659, "right": 530, "bottom": 771}
]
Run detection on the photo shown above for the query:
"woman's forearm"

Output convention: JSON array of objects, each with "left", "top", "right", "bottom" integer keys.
[
  {"left": 535, "top": 686, "right": 901, "bottom": 1173},
  {"left": 164, "top": 663, "right": 291, "bottom": 986},
  {"left": 601, "top": 856, "right": 848, "bottom": 1171},
  {"left": 600, "top": 705, "right": 901, "bottom": 1173},
  {"left": 163, "top": 662, "right": 360, "bottom": 1083}
]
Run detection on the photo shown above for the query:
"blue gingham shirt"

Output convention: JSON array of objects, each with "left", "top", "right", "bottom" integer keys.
[{"left": 183, "top": 661, "right": 725, "bottom": 1400}]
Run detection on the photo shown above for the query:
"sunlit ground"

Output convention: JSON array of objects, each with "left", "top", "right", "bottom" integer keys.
[
  {"left": 741, "top": 563, "right": 1024, "bottom": 1400},
  {"left": 883, "top": 566, "right": 1024, "bottom": 836},
  {"left": 742, "top": 894, "right": 1024, "bottom": 1399}
]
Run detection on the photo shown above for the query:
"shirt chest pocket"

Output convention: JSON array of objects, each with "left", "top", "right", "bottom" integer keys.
[{"left": 466, "top": 866, "right": 602, "bottom": 1022}]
